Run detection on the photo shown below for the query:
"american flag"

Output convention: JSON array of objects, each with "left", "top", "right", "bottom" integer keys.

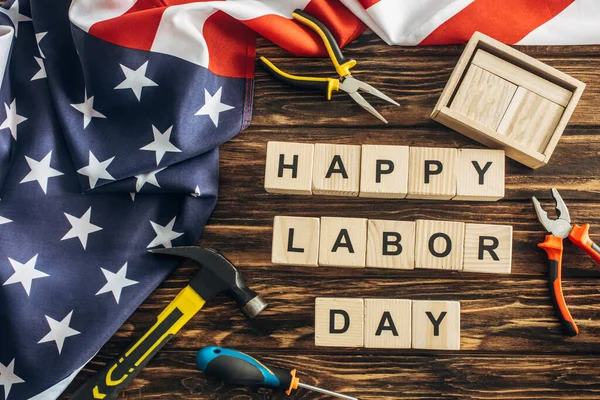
[
  {"left": 1, "top": 0, "right": 598, "bottom": 398},
  {"left": 0, "top": 0, "right": 250, "bottom": 398}
]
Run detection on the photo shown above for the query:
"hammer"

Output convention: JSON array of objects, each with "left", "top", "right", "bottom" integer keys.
[{"left": 71, "top": 247, "right": 267, "bottom": 400}]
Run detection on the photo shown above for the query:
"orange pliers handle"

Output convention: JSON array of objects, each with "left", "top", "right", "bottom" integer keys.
[
  {"left": 538, "top": 235, "right": 578, "bottom": 336},
  {"left": 569, "top": 224, "right": 600, "bottom": 265}
]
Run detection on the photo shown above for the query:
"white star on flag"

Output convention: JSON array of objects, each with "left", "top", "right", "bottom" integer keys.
[
  {"left": 135, "top": 167, "right": 166, "bottom": 192},
  {"left": 31, "top": 57, "right": 46, "bottom": 81},
  {"left": 38, "top": 311, "right": 80, "bottom": 354},
  {"left": 140, "top": 125, "right": 181, "bottom": 165},
  {"left": 0, "top": 99, "right": 28, "bottom": 140},
  {"left": 61, "top": 207, "right": 102, "bottom": 249},
  {"left": 0, "top": 0, "right": 31, "bottom": 38},
  {"left": 195, "top": 87, "right": 234, "bottom": 128},
  {"left": 0, "top": 216, "right": 11, "bottom": 225},
  {"left": 114, "top": 61, "right": 158, "bottom": 101},
  {"left": 192, "top": 185, "right": 201, "bottom": 197},
  {"left": 129, "top": 192, "right": 136, "bottom": 201},
  {"left": 35, "top": 31, "right": 47, "bottom": 58},
  {"left": 70, "top": 89, "right": 106, "bottom": 129},
  {"left": 147, "top": 216, "right": 183, "bottom": 248},
  {"left": 3, "top": 254, "right": 49, "bottom": 296},
  {"left": 0, "top": 359, "right": 24, "bottom": 400},
  {"left": 20, "top": 150, "right": 64, "bottom": 194},
  {"left": 77, "top": 151, "right": 115, "bottom": 189},
  {"left": 96, "top": 263, "right": 138, "bottom": 304}
]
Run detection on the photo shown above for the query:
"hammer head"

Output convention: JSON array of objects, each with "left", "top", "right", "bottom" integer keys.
[{"left": 149, "top": 247, "right": 267, "bottom": 319}]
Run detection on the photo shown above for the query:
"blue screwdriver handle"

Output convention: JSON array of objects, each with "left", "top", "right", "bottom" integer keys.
[{"left": 197, "top": 346, "right": 299, "bottom": 394}]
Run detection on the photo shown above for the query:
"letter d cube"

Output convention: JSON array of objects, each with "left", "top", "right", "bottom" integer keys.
[{"left": 315, "top": 298, "right": 364, "bottom": 347}]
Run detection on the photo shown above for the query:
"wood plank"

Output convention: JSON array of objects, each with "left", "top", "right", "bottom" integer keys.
[
  {"left": 250, "top": 55, "right": 598, "bottom": 128},
  {"left": 62, "top": 352, "right": 600, "bottom": 399},
  {"left": 59, "top": 31, "right": 600, "bottom": 400},
  {"left": 199, "top": 211, "right": 600, "bottom": 278},
  {"left": 90, "top": 274, "right": 600, "bottom": 355},
  {"left": 218, "top": 127, "right": 600, "bottom": 201}
]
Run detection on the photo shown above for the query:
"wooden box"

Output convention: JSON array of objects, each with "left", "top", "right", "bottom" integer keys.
[{"left": 431, "top": 32, "right": 585, "bottom": 169}]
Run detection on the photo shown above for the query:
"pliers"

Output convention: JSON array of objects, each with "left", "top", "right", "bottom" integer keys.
[
  {"left": 532, "top": 188, "right": 600, "bottom": 336},
  {"left": 258, "top": 9, "right": 399, "bottom": 124}
]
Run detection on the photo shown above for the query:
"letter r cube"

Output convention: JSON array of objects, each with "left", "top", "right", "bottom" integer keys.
[{"left": 463, "top": 223, "right": 512, "bottom": 274}]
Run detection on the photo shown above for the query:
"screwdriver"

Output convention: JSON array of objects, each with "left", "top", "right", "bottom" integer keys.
[{"left": 197, "top": 346, "right": 359, "bottom": 400}]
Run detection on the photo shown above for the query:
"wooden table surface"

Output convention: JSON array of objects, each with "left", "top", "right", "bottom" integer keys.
[{"left": 64, "top": 33, "right": 600, "bottom": 399}]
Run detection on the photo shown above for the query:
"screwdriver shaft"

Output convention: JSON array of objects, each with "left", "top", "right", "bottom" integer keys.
[{"left": 298, "top": 382, "right": 359, "bottom": 400}]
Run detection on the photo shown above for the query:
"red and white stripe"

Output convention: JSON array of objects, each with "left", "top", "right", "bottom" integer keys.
[
  {"left": 341, "top": 0, "right": 600, "bottom": 45},
  {"left": 69, "top": 0, "right": 363, "bottom": 79},
  {"left": 69, "top": 0, "right": 600, "bottom": 80}
]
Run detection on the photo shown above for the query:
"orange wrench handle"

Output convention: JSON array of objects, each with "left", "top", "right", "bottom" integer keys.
[
  {"left": 538, "top": 235, "right": 578, "bottom": 336},
  {"left": 568, "top": 224, "right": 600, "bottom": 265}
]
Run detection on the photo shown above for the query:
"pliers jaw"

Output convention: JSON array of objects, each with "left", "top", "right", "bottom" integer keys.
[{"left": 532, "top": 188, "right": 572, "bottom": 238}]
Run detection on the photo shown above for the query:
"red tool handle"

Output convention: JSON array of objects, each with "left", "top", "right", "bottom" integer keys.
[
  {"left": 568, "top": 224, "right": 600, "bottom": 265},
  {"left": 538, "top": 235, "right": 579, "bottom": 336}
]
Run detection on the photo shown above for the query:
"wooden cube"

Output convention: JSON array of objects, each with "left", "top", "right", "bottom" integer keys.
[
  {"left": 451, "top": 64, "right": 517, "bottom": 131},
  {"left": 432, "top": 32, "right": 585, "bottom": 169},
  {"left": 463, "top": 223, "right": 513, "bottom": 274},
  {"left": 264, "top": 141, "right": 314, "bottom": 195},
  {"left": 407, "top": 147, "right": 457, "bottom": 200},
  {"left": 412, "top": 300, "right": 460, "bottom": 350},
  {"left": 415, "top": 220, "right": 465, "bottom": 270},
  {"left": 359, "top": 145, "right": 409, "bottom": 198},
  {"left": 497, "top": 87, "right": 564, "bottom": 153},
  {"left": 271, "top": 216, "right": 320, "bottom": 267},
  {"left": 319, "top": 217, "right": 367, "bottom": 268},
  {"left": 315, "top": 298, "right": 364, "bottom": 347},
  {"left": 364, "top": 299, "right": 412, "bottom": 349},
  {"left": 366, "top": 220, "right": 415, "bottom": 270},
  {"left": 313, "top": 144, "right": 361, "bottom": 196},
  {"left": 454, "top": 149, "right": 505, "bottom": 201}
]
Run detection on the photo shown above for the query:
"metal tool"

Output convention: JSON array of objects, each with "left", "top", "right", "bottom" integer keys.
[
  {"left": 258, "top": 9, "right": 399, "bottom": 123},
  {"left": 71, "top": 247, "right": 267, "bottom": 400},
  {"left": 532, "top": 188, "right": 600, "bottom": 336},
  {"left": 197, "top": 346, "right": 359, "bottom": 400}
]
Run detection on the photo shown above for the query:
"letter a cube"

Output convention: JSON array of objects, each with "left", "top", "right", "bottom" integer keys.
[
  {"left": 319, "top": 217, "right": 367, "bottom": 268},
  {"left": 364, "top": 299, "right": 412, "bottom": 348},
  {"left": 313, "top": 144, "right": 361, "bottom": 196}
]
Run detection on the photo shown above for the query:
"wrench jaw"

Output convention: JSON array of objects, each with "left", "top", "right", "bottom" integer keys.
[
  {"left": 532, "top": 196, "right": 555, "bottom": 233},
  {"left": 551, "top": 187, "right": 571, "bottom": 224},
  {"left": 532, "top": 189, "right": 573, "bottom": 239}
]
